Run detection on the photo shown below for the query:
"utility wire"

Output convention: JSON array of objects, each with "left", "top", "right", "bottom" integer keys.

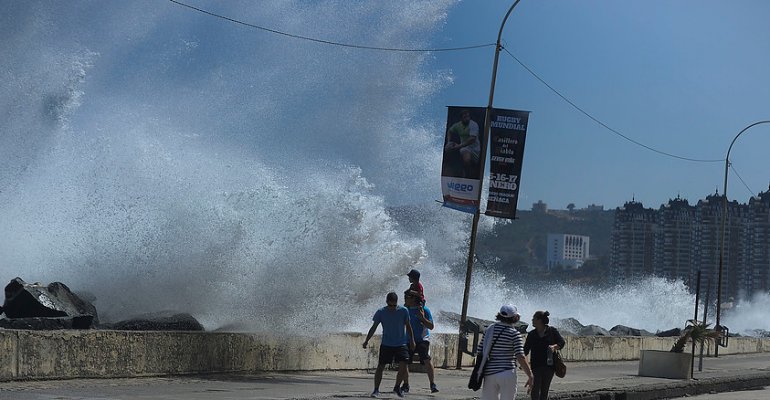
[
  {"left": 167, "top": 0, "right": 495, "bottom": 53},
  {"left": 729, "top": 163, "right": 755, "bottom": 197},
  {"left": 169, "top": 0, "right": 726, "bottom": 164},
  {"left": 501, "top": 46, "right": 724, "bottom": 164}
]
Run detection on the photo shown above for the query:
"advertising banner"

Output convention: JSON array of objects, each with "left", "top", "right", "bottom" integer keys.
[
  {"left": 485, "top": 108, "right": 529, "bottom": 219},
  {"left": 441, "top": 106, "right": 486, "bottom": 214}
]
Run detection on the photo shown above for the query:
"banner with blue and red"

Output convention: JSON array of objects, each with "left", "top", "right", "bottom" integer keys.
[{"left": 440, "top": 106, "right": 486, "bottom": 213}]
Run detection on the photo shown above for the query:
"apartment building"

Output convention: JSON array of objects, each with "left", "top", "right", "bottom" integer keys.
[
  {"left": 610, "top": 187, "right": 770, "bottom": 298},
  {"left": 547, "top": 233, "right": 590, "bottom": 270}
]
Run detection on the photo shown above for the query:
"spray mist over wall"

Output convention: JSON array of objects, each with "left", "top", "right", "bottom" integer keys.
[{"left": 1, "top": 1, "right": 764, "bottom": 336}]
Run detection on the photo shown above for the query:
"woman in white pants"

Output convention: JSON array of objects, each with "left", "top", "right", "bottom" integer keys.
[{"left": 475, "top": 304, "right": 534, "bottom": 400}]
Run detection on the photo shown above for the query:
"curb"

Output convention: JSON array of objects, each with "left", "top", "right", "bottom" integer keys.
[{"left": 550, "top": 372, "right": 770, "bottom": 400}]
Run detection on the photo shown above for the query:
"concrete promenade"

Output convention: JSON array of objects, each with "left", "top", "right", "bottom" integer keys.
[{"left": 1, "top": 352, "right": 768, "bottom": 399}]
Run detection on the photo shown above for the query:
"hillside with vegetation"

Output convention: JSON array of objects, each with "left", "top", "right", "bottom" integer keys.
[{"left": 476, "top": 208, "right": 615, "bottom": 283}]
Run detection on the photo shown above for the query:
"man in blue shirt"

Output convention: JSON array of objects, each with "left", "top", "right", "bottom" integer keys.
[
  {"left": 363, "top": 292, "right": 415, "bottom": 398},
  {"left": 400, "top": 289, "right": 439, "bottom": 394}
]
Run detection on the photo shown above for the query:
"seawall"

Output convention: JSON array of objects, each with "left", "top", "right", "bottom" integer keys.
[{"left": 0, "top": 330, "right": 768, "bottom": 381}]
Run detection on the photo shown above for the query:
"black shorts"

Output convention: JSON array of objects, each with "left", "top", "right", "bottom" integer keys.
[
  {"left": 409, "top": 341, "right": 431, "bottom": 363},
  {"left": 378, "top": 345, "right": 410, "bottom": 365}
]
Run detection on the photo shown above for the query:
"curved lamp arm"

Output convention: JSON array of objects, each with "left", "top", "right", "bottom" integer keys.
[{"left": 715, "top": 120, "right": 770, "bottom": 357}]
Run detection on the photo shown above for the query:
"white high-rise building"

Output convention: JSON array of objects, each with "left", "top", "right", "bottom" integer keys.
[{"left": 547, "top": 233, "right": 590, "bottom": 270}]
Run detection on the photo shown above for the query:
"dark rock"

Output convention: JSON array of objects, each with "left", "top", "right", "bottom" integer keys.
[
  {"left": 438, "top": 310, "right": 528, "bottom": 334},
  {"left": 47, "top": 282, "right": 99, "bottom": 326},
  {"left": 554, "top": 317, "right": 584, "bottom": 336},
  {"left": 101, "top": 311, "right": 204, "bottom": 331},
  {"left": 610, "top": 325, "right": 654, "bottom": 336},
  {"left": 579, "top": 324, "right": 612, "bottom": 336},
  {"left": 2, "top": 277, "right": 96, "bottom": 328},
  {"left": 656, "top": 328, "right": 682, "bottom": 337},
  {"left": 746, "top": 329, "right": 770, "bottom": 338},
  {"left": 555, "top": 327, "right": 578, "bottom": 336}
]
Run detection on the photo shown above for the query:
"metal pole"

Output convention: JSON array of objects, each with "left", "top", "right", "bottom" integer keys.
[
  {"left": 715, "top": 120, "right": 770, "bottom": 358},
  {"left": 700, "top": 278, "right": 710, "bottom": 371},
  {"left": 691, "top": 270, "right": 700, "bottom": 377},
  {"left": 456, "top": 0, "right": 522, "bottom": 369}
]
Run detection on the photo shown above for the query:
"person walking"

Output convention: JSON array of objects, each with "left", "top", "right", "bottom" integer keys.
[
  {"left": 475, "top": 304, "right": 533, "bottom": 400},
  {"left": 399, "top": 290, "right": 439, "bottom": 394},
  {"left": 523, "top": 311, "right": 566, "bottom": 400},
  {"left": 363, "top": 292, "right": 415, "bottom": 398}
]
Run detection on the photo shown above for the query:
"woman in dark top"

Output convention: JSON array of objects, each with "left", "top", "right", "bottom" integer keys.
[{"left": 523, "top": 311, "right": 566, "bottom": 400}]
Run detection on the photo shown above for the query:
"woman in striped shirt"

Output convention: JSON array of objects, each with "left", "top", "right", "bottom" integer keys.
[{"left": 475, "top": 304, "right": 534, "bottom": 400}]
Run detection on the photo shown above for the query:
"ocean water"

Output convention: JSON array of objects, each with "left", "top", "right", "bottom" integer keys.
[{"left": 0, "top": 1, "right": 766, "bottom": 336}]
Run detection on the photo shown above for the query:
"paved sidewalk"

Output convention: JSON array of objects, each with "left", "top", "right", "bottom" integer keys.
[{"left": 0, "top": 353, "right": 768, "bottom": 399}]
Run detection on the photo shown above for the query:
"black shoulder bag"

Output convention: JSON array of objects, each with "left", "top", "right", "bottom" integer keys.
[
  {"left": 468, "top": 325, "right": 504, "bottom": 391},
  {"left": 549, "top": 327, "right": 566, "bottom": 378}
]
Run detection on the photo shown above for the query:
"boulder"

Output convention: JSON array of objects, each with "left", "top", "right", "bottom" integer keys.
[
  {"left": 438, "top": 310, "right": 528, "bottom": 334},
  {"left": 101, "top": 311, "right": 204, "bottom": 331},
  {"left": 610, "top": 325, "right": 654, "bottom": 337},
  {"left": 579, "top": 324, "right": 612, "bottom": 336},
  {"left": 1, "top": 277, "right": 97, "bottom": 329},
  {"left": 554, "top": 317, "right": 584, "bottom": 336},
  {"left": 656, "top": 328, "right": 682, "bottom": 337},
  {"left": 555, "top": 327, "right": 578, "bottom": 336},
  {"left": 746, "top": 329, "right": 770, "bottom": 338}
]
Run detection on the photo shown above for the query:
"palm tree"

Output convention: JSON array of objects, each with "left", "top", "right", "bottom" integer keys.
[{"left": 670, "top": 319, "right": 722, "bottom": 353}]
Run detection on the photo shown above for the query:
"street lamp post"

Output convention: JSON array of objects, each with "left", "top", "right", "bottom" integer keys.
[
  {"left": 715, "top": 120, "right": 770, "bottom": 357},
  {"left": 456, "top": 0, "right": 522, "bottom": 369}
]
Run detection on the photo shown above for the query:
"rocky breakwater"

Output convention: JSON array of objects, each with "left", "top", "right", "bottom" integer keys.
[
  {"left": 0, "top": 277, "right": 97, "bottom": 330},
  {"left": 0, "top": 277, "right": 203, "bottom": 331}
]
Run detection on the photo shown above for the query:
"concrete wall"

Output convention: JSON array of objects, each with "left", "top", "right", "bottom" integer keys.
[
  {"left": 0, "top": 330, "right": 767, "bottom": 381},
  {"left": 561, "top": 336, "right": 769, "bottom": 361}
]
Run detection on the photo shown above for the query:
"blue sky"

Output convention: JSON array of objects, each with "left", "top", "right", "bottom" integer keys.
[{"left": 428, "top": 1, "right": 770, "bottom": 209}]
